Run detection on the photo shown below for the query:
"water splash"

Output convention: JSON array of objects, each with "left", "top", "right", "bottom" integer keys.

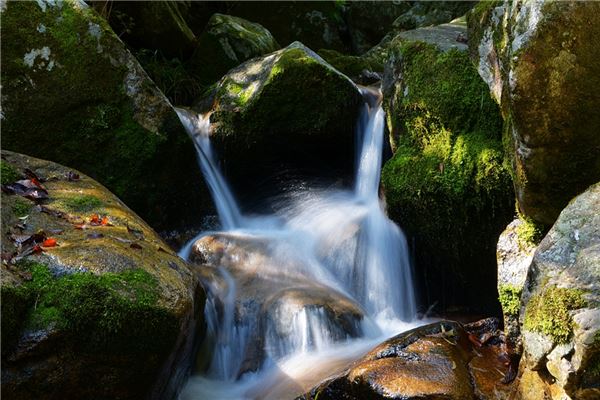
[{"left": 176, "top": 88, "right": 419, "bottom": 398}]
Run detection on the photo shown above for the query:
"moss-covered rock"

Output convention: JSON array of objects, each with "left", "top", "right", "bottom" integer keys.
[
  {"left": 392, "top": 1, "right": 476, "bottom": 32},
  {"left": 189, "top": 13, "right": 280, "bottom": 87},
  {"left": 381, "top": 36, "right": 513, "bottom": 313},
  {"left": 317, "top": 48, "right": 384, "bottom": 84},
  {"left": 519, "top": 182, "right": 600, "bottom": 398},
  {"left": 0, "top": 0, "right": 211, "bottom": 231},
  {"left": 468, "top": 0, "right": 600, "bottom": 226},
  {"left": 197, "top": 42, "right": 363, "bottom": 195},
  {"left": 0, "top": 151, "right": 205, "bottom": 400}
]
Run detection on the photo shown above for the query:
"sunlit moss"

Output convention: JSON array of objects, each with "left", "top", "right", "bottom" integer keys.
[{"left": 498, "top": 284, "right": 521, "bottom": 317}]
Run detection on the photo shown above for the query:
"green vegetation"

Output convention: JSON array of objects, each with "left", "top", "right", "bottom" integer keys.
[
  {"left": 318, "top": 48, "right": 383, "bottom": 80},
  {"left": 1, "top": 161, "right": 20, "bottom": 184},
  {"left": 524, "top": 286, "right": 586, "bottom": 343},
  {"left": 1, "top": 261, "right": 178, "bottom": 355},
  {"left": 516, "top": 215, "right": 546, "bottom": 247},
  {"left": 498, "top": 285, "right": 522, "bottom": 317},
  {"left": 11, "top": 197, "right": 32, "bottom": 217},
  {"left": 63, "top": 194, "right": 103, "bottom": 212}
]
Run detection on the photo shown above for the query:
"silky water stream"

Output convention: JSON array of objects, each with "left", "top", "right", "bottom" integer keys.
[{"left": 175, "top": 88, "right": 424, "bottom": 399}]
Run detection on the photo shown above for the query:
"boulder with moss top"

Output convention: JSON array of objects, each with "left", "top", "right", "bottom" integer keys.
[
  {"left": 189, "top": 13, "right": 280, "bottom": 87},
  {"left": 196, "top": 41, "right": 363, "bottom": 195},
  {"left": 496, "top": 217, "right": 541, "bottom": 352},
  {"left": 380, "top": 26, "right": 514, "bottom": 314},
  {"left": 516, "top": 182, "right": 600, "bottom": 399},
  {"left": 0, "top": 151, "right": 205, "bottom": 400},
  {"left": 1, "top": 0, "right": 210, "bottom": 231},
  {"left": 468, "top": 0, "right": 600, "bottom": 226}
]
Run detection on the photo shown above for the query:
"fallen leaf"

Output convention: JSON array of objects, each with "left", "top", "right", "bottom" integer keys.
[
  {"left": 86, "top": 233, "right": 104, "bottom": 239},
  {"left": 73, "top": 223, "right": 87, "bottom": 230},
  {"left": 100, "top": 216, "right": 112, "bottom": 226},
  {"left": 42, "top": 238, "right": 57, "bottom": 247},
  {"left": 32, "top": 245, "right": 43, "bottom": 254},
  {"left": 168, "top": 261, "right": 179, "bottom": 270},
  {"left": 130, "top": 243, "right": 143, "bottom": 250},
  {"left": 111, "top": 235, "right": 132, "bottom": 244},
  {"left": 48, "top": 229, "right": 64, "bottom": 235},
  {"left": 90, "top": 214, "right": 101, "bottom": 225}
]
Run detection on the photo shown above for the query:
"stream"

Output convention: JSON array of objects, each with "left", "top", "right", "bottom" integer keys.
[{"left": 175, "top": 87, "right": 425, "bottom": 399}]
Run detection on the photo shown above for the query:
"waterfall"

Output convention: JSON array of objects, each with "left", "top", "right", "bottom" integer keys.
[{"left": 176, "top": 88, "right": 420, "bottom": 399}]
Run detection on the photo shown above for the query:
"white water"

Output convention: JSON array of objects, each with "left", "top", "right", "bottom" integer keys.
[{"left": 175, "top": 88, "right": 421, "bottom": 399}]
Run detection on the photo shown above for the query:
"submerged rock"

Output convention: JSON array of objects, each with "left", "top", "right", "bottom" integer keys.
[
  {"left": 189, "top": 13, "right": 280, "bottom": 87},
  {"left": 517, "top": 183, "right": 600, "bottom": 399},
  {"left": 0, "top": 151, "right": 205, "bottom": 400},
  {"left": 191, "top": 233, "right": 365, "bottom": 375},
  {"left": 1, "top": 0, "right": 210, "bottom": 231},
  {"left": 468, "top": 0, "right": 600, "bottom": 226},
  {"left": 300, "top": 319, "right": 513, "bottom": 400},
  {"left": 380, "top": 24, "right": 513, "bottom": 313},
  {"left": 197, "top": 41, "right": 363, "bottom": 195}
]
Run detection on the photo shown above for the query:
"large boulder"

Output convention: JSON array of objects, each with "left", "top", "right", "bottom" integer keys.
[
  {"left": 300, "top": 319, "right": 513, "bottom": 400},
  {"left": 1, "top": 0, "right": 210, "bottom": 231},
  {"left": 0, "top": 151, "right": 205, "bottom": 400},
  {"left": 468, "top": 0, "right": 600, "bottom": 226},
  {"left": 197, "top": 42, "right": 363, "bottom": 196},
  {"left": 380, "top": 23, "right": 514, "bottom": 313},
  {"left": 517, "top": 183, "right": 600, "bottom": 399},
  {"left": 189, "top": 13, "right": 280, "bottom": 87}
]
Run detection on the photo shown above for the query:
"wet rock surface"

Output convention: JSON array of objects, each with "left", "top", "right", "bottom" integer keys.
[
  {"left": 299, "top": 319, "right": 514, "bottom": 400},
  {"left": 191, "top": 233, "right": 365, "bottom": 375},
  {"left": 0, "top": 151, "right": 205, "bottom": 400}
]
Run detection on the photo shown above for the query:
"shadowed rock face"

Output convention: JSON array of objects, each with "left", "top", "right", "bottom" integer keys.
[
  {"left": 468, "top": 0, "right": 600, "bottom": 226},
  {"left": 0, "top": 151, "right": 205, "bottom": 400},
  {"left": 299, "top": 319, "right": 514, "bottom": 400},
  {"left": 191, "top": 233, "right": 365, "bottom": 375}
]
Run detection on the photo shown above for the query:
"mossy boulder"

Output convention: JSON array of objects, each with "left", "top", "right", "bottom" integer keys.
[
  {"left": 380, "top": 31, "right": 514, "bottom": 314},
  {"left": 518, "top": 182, "right": 600, "bottom": 399},
  {"left": 468, "top": 0, "right": 600, "bottom": 226},
  {"left": 0, "top": 151, "right": 205, "bottom": 399},
  {"left": 197, "top": 42, "right": 363, "bottom": 196},
  {"left": 1, "top": 0, "right": 210, "bottom": 231},
  {"left": 391, "top": 1, "right": 476, "bottom": 32},
  {"left": 189, "top": 13, "right": 280, "bottom": 87},
  {"left": 496, "top": 218, "right": 539, "bottom": 352},
  {"left": 317, "top": 48, "right": 384, "bottom": 84}
]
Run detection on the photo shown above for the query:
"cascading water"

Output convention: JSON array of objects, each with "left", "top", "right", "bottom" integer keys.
[{"left": 175, "top": 88, "right": 421, "bottom": 399}]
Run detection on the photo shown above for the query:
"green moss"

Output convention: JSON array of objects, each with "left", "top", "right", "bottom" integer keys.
[
  {"left": 498, "top": 285, "right": 522, "bottom": 317},
  {"left": 2, "top": 261, "right": 178, "bottom": 355},
  {"left": 11, "top": 197, "right": 32, "bottom": 217},
  {"left": 0, "top": 284, "right": 32, "bottom": 355},
  {"left": 524, "top": 286, "right": 586, "bottom": 343},
  {"left": 1, "top": 161, "right": 21, "bottom": 184},
  {"left": 317, "top": 49, "right": 384, "bottom": 80},
  {"left": 63, "top": 194, "right": 103, "bottom": 212},
  {"left": 381, "top": 41, "right": 512, "bottom": 311},
  {"left": 516, "top": 215, "right": 546, "bottom": 247}
]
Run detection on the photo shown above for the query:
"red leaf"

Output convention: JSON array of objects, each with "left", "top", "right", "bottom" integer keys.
[
  {"left": 90, "top": 214, "right": 101, "bottom": 225},
  {"left": 100, "top": 216, "right": 112, "bottom": 226},
  {"left": 32, "top": 245, "right": 43, "bottom": 254},
  {"left": 42, "top": 238, "right": 57, "bottom": 247}
]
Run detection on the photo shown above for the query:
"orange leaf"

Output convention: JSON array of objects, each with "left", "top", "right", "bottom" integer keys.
[
  {"left": 90, "top": 214, "right": 101, "bottom": 225},
  {"left": 42, "top": 238, "right": 57, "bottom": 247},
  {"left": 101, "top": 216, "right": 109, "bottom": 226},
  {"left": 33, "top": 245, "right": 44, "bottom": 253}
]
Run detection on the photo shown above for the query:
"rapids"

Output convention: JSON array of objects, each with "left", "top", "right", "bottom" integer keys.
[{"left": 175, "top": 87, "right": 423, "bottom": 399}]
